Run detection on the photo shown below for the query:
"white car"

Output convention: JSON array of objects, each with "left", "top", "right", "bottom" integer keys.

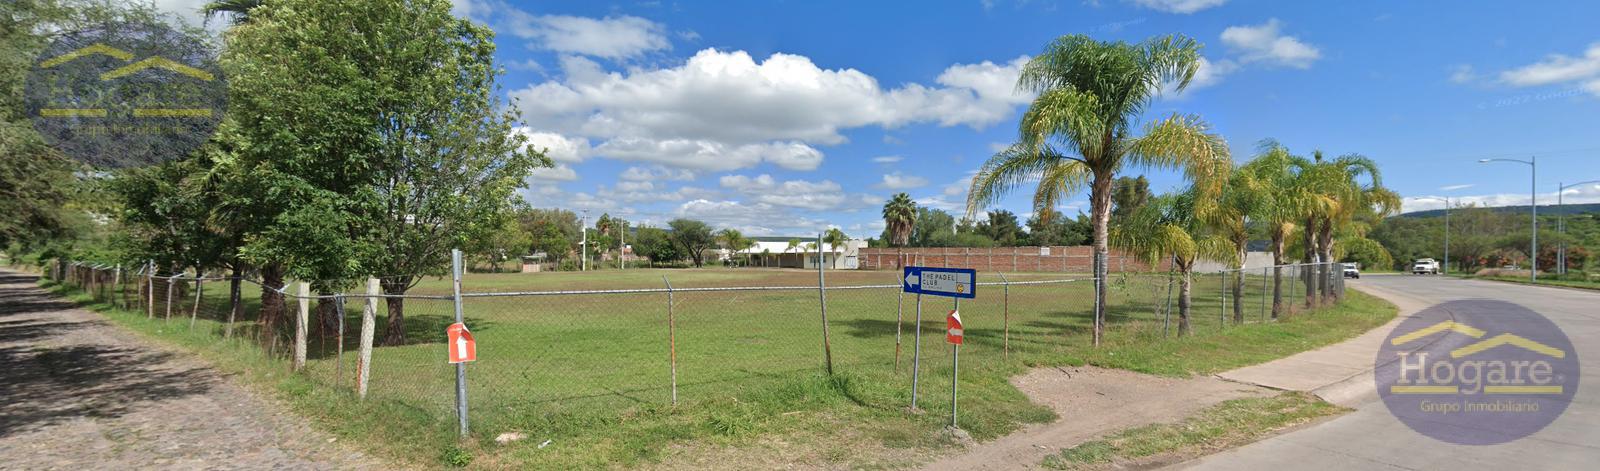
[
  {"left": 1343, "top": 263, "right": 1361, "bottom": 279},
  {"left": 1412, "top": 258, "right": 1441, "bottom": 275}
]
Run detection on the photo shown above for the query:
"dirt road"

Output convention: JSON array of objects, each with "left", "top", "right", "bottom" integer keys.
[{"left": 0, "top": 270, "right": 381, "bottom": 470}]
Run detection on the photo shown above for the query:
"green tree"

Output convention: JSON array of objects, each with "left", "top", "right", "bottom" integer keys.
[
  {"left": 634, "top": 226, "right": 681, "bottom": 266},
  {"left": 1110, "top": 175, "right": 1152, "bottom": 222},
  {"left": 223, "top": 0, "right": 548, "bottom": 344},
  {"left": 1240, "top": 141, "right": 1314, "bottom": 318},
  {"left": 1113, "top": 191, "right": 1229, "bottom": 336},
  {"left": 912, "top": 207, "right": 956, "bottom": 247},
  {"left": 966, "top": 34, "right": 1229, "bottom": 345},
  {"left": 881, "top": 193, "right": 917, "bottom": 247},
  {"left": 1025, "top": 208, "right": 1092, "bottom": 246},
  {"left": 977, "top": 210, "right": 1023, "bottom": 246},
  {"left": 716, "top": 228, "right": 753, "bottom": 267},
  {"left": 201, "top": 0, "right": 265, "bottom": 25},
  {"left": 822, "top": 227, "right": 848, "bottom": 267},
  {"left": 1298, "top": 151, "right": 1399, "bottom": 306},
  {"left": 668, "top": 219, "right": 715, "bottom": 268}
]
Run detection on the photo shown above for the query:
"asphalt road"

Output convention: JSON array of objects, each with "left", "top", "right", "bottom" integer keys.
[{"left": 1175, "top": 275, "right": 1600, "bottom": 470}]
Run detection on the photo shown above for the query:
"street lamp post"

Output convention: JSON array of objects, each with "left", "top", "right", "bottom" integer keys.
[
  {"left": 1480, "top": 157, "right": 1537, "bottom": 282},
  {"left": 1416, "top": 196, "right": 1452, "bottom": 274},
  {"left": 1557, "top": 180, "right": 1600, "bottom": 275},
  {"left": 580, "top": 209, "right": 589, "bottom": 272}
]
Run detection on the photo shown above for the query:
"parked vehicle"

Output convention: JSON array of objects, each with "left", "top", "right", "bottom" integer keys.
[
  {"left": 1343, "top": 262, "right": 1361, "bottom": 279},
  {"left": 1412, "top": 258, "right": 1441, "bottom": 275}
]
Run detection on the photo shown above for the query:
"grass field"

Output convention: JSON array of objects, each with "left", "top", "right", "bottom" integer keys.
[{"left": 38, "top": 265, "right": 1389, "bottom": 469}]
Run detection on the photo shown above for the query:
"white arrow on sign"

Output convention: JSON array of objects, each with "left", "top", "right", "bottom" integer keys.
[{"left": 905, "top": 273, "right": 920, "bottom": 286}]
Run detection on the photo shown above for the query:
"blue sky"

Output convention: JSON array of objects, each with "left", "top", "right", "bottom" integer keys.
[{"left": 157, "top": 0, "right": 1600, "bottom": 237}]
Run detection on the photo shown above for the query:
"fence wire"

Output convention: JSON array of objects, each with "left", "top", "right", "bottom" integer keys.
[{"left": 30, "top": 257, "right": 1354, "bottom": 440}]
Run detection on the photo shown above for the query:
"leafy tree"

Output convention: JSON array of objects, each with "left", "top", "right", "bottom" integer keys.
[
  {"left": 201, "top": 0, "right": 265, "bottom": 25},
  {"left": 967, "top": 34, "right": 1229, "bottom": 346},
  {"left": 822, "top": 227, "right": 848, "bottom": 266},
  {"left": 634, "top": 226, "right": 681, "bottom": 266},
  {"left": 911, "top": 207, "right": 956, "bottom": 247},
  {"left": 668, "top": 219, "right": 715, "bottom": 268},
  {"left": 882, "top": 193, "right": 916, "bottom": 247},
  {"left": 1110, "top": 176, "right": 1152, "bottom": 222},
  {"left": 1025, "top": 208, "right": 1092, "bottom": 246},
  {"left": 977, "top": 210, "right": 1023, "bottom": 246},
  {"left": 224, "top": 0, "right": 548, "bottom": 344},
  {"left": 716, "top": 228, "right": 753, "bottom": 266},
  {"left": 1298, "top": 151, "right": 1399, "bottom": 306},
  {"left": 1241, "top": 141, "right": 1313, "bottom": 318}
]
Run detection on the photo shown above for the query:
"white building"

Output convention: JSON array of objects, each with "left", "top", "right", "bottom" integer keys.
[{"left": 718, "top": 239, "right": 868, "bottom": 269}]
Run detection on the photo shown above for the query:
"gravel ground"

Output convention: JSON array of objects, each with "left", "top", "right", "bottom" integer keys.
[{"left": 0, "top": 270, "right": 384, "bottom": 470}]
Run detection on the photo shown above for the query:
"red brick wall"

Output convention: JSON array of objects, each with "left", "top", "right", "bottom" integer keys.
[{"left": 857, "top": 246, "right": 1168, "bottom": 273}]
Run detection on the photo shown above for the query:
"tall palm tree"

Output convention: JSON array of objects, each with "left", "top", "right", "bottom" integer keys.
[
  {"left": 1203, "top": 162, "right": 1264, "bottom": 324},
  {"left": 1241, "top": 141, "right": 1314, "bottom": 318},
  {"left": 1296, "top": 151, "right": 1400, "bottom": 306},
  {"left": 823, "top": 227, "right": 848, "bottom": 268},
  {"left": 1113, "top": 191, "right": 1230, "bottom": 336},
  {"left": 882, "top": 193, "right": 916, "bottom": 247},
  {"left": 202, "top": 0, "right": 266, "bottom": 25},
  {"left": 716, "top": 228, "right": 749, "bottom": 267},
  {"left": 967, "top": 34, "right": 1230, "bottom": 346}
]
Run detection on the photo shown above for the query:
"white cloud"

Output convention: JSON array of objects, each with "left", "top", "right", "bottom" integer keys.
[
  {"left": 594, "top": 138, "right": 824, "bottom": 171},
  {"left": 872, "top": 155, "right": 904, "bottom": 164},
  {"left": 676, "top": 199, "right": 830, "bottom": 236},
  {"left": 1449, "top": 65, "right": 1477, "bottom": 84},
  {"left": 1403, "top": 184, "right": 1600, "bottom": 213},
  {"left": 1220, "top": 19, "right": 1321, "bottom": 69},
  {"left": 1130, "top": 0, "right": 1226, "bottom": 14},
  {"left": 718, "top": 174, "right": 869, "bottom": 211},
  {"left": 519, "top": 129, "right": 591, "bottom": 163},
  {"left": 619, "top": 166, "right": 695, "bottom": 182},
  {"left": 1499, "top": 43, "right": 1600, "bottom": 90},
  {"left": 510, "top": 49, "right": 1033, "bottom": 171},
  {"left": 457, "top": 1, "right": 669, "bottom": 59},
  {"left": 1440, "top": 184, "right": 1475, "bottom": 191},
  {"left": 876, "top": 172, "right": 929, "bottom": 190},
  {"left": 528, "top": 165, "right": 578, "bottom": 181}
]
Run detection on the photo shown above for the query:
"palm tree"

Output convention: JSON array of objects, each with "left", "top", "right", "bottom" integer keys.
[
  {"left": 1203, "top": 163, "right": 1263, "bottom": 324},
  {"left": 822, "top": 227, "right": 848, "bottom": 269},
  {"left": 1113, "top": 191, "right": 1229, "bottom": 336},
  {"left": 882, "top": 193, "right": 916, "bottom": 247},
  {"left": 1297, "top": 151, "right": 1400, "bottom": 306},
  {"left": 202, "top": 0, "right": 266, "bottom": 25},
  {"left": 967, "top": 34, "right": 1230, "bottom": 346},
  {"left": 1240, "top": 141, "right": 1314, "bottom": 318}
]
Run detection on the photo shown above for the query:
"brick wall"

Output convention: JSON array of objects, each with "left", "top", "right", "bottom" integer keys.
[{"left": 857, "top": 246, "right": 1168, "bottom": 273}]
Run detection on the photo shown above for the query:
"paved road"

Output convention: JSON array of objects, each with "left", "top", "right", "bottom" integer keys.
[
  {"left": 1174, "top": 275, "right": 1600, "bottom": 471},
  {"left": 0, "top": 270, "right": 380, "bottom": 470}
]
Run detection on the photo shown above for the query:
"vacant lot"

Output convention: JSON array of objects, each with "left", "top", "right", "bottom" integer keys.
[{"left": 53, "top": 266, "right": 1377, "bottom": 468}]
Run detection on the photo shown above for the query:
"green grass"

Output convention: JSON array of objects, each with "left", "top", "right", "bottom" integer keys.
[
  {"left": 34, "top": 267, "right": 1392, "bottom": 469},
  {"left": 1040, "top": 392, "right": 1346, "bottom": 470}
]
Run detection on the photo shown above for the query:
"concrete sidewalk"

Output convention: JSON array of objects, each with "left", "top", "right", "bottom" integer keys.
[{"left": 1214, "top": 278, "right": 1430, "bottom": 407}]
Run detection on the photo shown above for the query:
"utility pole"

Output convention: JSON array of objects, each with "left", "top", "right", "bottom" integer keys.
[
  {"left": 1480, "top": 157, "right": 1538, "bottom": 282},
  {"left": 620, "top": 222, "right": 626, "bottom": 270}
]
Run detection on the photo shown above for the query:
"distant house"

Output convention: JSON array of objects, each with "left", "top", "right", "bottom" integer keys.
[{"left": 718, "top": 239, "right": 868, "bottom": 269}]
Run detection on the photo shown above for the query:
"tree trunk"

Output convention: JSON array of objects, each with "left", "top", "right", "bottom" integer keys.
[
  {"left": 1089, "top": 171, "right": 1114, "bottom": 347},
  {"left": 226, "top": 270, "right": 242, "bottom": 338},
  {"left": 1178, "top": 269, "right": 1192, "bottom": 336},
  {"left": 381, "top": 280, "right": 409, "bottom": 346},
  {"left": 1302, "top": 217, "right": 1317, "bottom": 309},
  {"left": 1317, "top": 220, "right": 1336, "bottom": 306},
  {"left": 1232, "top": 243, "right": 1245, "bottom": 324},
  {"left": 259, "top": 263, "right": 286, "bottom": 352},
  {"left": 1271, "top": 232, "right": 1284, "bottom": 319}
]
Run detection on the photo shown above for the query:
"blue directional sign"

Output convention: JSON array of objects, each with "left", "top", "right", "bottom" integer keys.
[{"left": 902, "top": 266, "right": 977, "bottom": 298}]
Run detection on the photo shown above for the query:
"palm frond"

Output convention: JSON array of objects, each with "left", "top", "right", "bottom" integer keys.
[{"left": 965, "top": 143, "right": 1076, "bottom": 219}]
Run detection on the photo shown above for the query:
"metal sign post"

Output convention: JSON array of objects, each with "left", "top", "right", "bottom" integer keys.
[
  {"left": 450, "top": 249, "right": 469, "bottom": 437},
  {"left": 903, "top": 265, "right": 976, "bottom": 415},
  {"left": 949, "top": 302, "right": 963, "bottom": 429}
]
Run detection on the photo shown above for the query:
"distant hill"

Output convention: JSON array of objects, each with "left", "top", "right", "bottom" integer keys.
[{"left": 1397, "top": 203, "right": 1600, "bottom": 219}]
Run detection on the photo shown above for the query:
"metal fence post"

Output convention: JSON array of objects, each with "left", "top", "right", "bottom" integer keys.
[
  {"left": 817, "top": 232, "right": 834, "bottom": 375},
  {"left": 998, "top": 273, "right": 1010, "bottom": 360},
  {"left": 146, "top": 261, "right": 154, "bottom": 319},
  {"left": 451, "top": 249, "right": 469, "bottom": 437},
  {"left": 335, "top": 294, "right": 346, "bottom": 387},
  {"left": 910, "top": 288, "right": 924, "bottom": 411},
  {"left": 357, "top": 277, "right": 378, "bottom": 399},
  {"left": 1261, "top": 266, "right": 1268, "bottom": 323},
  {"left": 113, "top": 265, "right": 122, "bottom": 310},
  {"left": 1219, "top": 269, "right": 1225, "bottom": 329},
  {"left": 294, "top": 281, "right": 309, "bottom": 372},
  {"left": 663, "top": 275, "right": 678, "bottom": 406},
  {"left": 894, "top": 269, "right": 904, "bottom": 371}
]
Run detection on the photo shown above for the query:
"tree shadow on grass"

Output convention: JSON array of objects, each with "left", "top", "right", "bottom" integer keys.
[{"left": 0, "top": 344, "right": 216, "bottom": 438}]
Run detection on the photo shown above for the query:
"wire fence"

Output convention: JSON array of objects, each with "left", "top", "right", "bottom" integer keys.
[{"left": 26, "top": 255, "right": 1353, "bottom": 440}]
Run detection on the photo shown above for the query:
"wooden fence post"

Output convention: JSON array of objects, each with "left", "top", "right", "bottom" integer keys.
[
  {"left": 358, "top": 277, "right": 378, "bottom": 398},
  {"left": 293, "top": 282, "right": 309, "bottom": 372}
]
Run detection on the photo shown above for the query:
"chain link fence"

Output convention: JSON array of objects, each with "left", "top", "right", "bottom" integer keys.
[{"left": 27, "top": 256, "right": 1353, "bottom": 440}]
